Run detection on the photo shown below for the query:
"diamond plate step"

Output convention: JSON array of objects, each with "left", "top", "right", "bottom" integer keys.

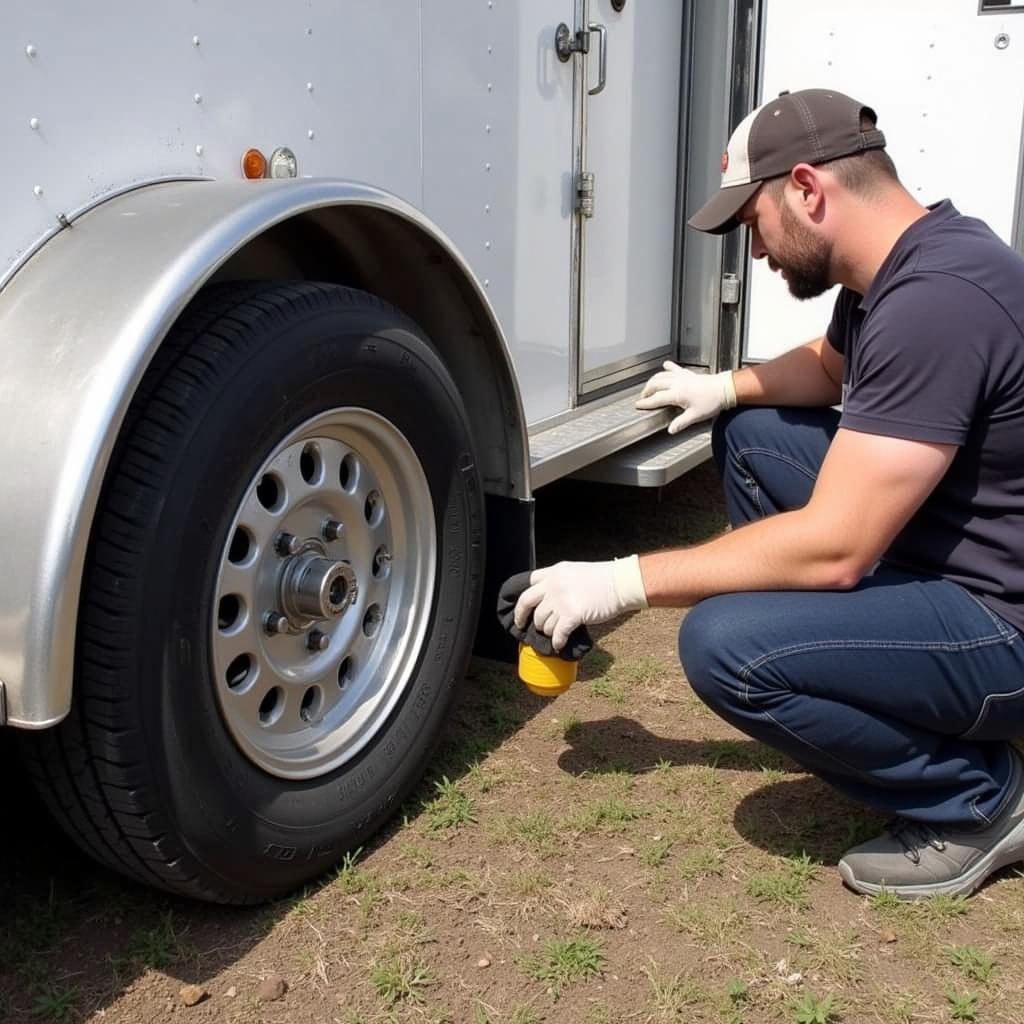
[
  {"left": 529, "top": 392, "right": 669, "bottom": 489},
  {"left": 569, "top": 422, "right": 713, "bottom": 487}
]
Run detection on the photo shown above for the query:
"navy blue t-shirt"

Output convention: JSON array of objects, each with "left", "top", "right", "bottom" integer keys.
[{"left": 827, "top": 200, "right": 1024, "bottom": 632}]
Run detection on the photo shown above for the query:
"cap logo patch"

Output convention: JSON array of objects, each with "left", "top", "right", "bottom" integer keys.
[{"left": 721, "top": 150, "right": 729, "bottom": 173}]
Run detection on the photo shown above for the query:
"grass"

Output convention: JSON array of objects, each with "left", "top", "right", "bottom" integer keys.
[
  {"left": 745, "top": 853, "right": 819, "bottom": 908},
  {"left": 566, "top": 796, "right": 646, "bottom": 834},
  {"left": 590, "top": 678, "right": 627, "bottom": 705},
  {"left": 30, "top": 983, "right": 78, "bottom": 1021},
  {"left": 792, "top": 992, "right": 840, "bottom": 1024},
  {"left": 423, "top": 776, "right": 476, "bottom": 831},
  {"left": 371, "top": 955, "right": 434, "bottom": 1006},
  {"left": 945, "top": 945, "right": 996, "bottom": 983},
  {"left": 521, "top": 936, "right": 605, "bottom": 998},
  {"left": 643, "top": 964, "right": 707, "bottom": 1018},
  {"left": 946, "top": 989, "right": 979, "bottom": 1021}
]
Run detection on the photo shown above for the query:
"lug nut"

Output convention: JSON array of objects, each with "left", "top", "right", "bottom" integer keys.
[
  {"left": 263, "top": 612, "right": 289, "bottom": 636},
  {"left": 322, "top": 519, "right": 344, "bottom": 542},
  {"left": 306, "top": 629, "right": 330, "bottom": 652},
  {"left": 275, "top": 532, "right": 302, "bottom": 556}
]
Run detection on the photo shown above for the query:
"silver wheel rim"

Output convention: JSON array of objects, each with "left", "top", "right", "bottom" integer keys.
[{"left": 211, "top": 408, "right": 436, "bottom": 780}]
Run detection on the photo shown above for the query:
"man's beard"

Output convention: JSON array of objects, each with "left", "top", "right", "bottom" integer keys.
[{"left": 771, "top": 201, "right": 834, "bottom": 300}]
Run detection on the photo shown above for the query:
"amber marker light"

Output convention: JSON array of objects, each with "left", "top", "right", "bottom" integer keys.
[{"left": 242, "top": 148, "right": 267, "bottom": 179}]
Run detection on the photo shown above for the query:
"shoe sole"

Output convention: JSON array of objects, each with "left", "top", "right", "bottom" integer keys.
[{"left": 838, "top": 814, "right": 1024, "bottom": 900}]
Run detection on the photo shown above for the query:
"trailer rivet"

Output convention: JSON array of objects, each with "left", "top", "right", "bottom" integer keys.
[
  {"left": 487, "top": 82, "right": 493, "bottom": 92},
  {"left": 485, "top": 241, "right": 491, "bottom": 250},
  {"left": 308, "top": 129, "right": 315, "bottom": 140},
  {"left": 195, "top": 144, "right": 204, "bottom": 156},
  {"left": 485, "top": 123, "right": 492, "bottom": 133},
  {"left": 33, "top": 185, "right": 43, "bottom": 197},
  {"left": 485, "top": 162, "right": 492, "bottom": 171},
  {"left": 192, "top": 35, "right": 200, "bottom": 46},
  {"left": 484, "top": 204, "right": 491, "bottom": 213},
  {"left": 307, "top": 81, "right": 314, "bottom": 93},
  {"left": 995, "top": 33, "right": 1010, "bottom": 50},
  {"left": 306, "top": 26, "right": 313, "bottom": 36},
  {"left": 29, "top": 118, "right": 40, "bottom": 130},
  {"left": 194, "top": 92, "right": 203, "bottom": 104},
  {"left": 484, "top": 279, "right": 491, "bottom": 288},
  {"left": 26, "top": 44, "right": 37, "bottom": 58}
]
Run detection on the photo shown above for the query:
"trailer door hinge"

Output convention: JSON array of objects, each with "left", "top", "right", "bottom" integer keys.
[
  {"left": 721, "top": 272, "right": 741, "bottom": 305},
  {"left": 577, "top": 171, "right": 595, "bottom": 218},
  {"left": 555, "top": 23, "right": 590, "bottom": 61}
]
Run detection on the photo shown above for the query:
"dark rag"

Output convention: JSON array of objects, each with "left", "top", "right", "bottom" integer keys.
[{"left": 496, "top": 571, "right": 593, "bottom": 662}]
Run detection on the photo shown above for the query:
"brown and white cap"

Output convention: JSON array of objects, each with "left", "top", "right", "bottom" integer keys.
[{"left": 689, "top": 88, "right": 886, "bottom": 235}]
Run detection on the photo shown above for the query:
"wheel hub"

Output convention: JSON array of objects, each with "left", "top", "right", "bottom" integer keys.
[{"left": 278, "top": 547, "right": 359, "bottom": 627}]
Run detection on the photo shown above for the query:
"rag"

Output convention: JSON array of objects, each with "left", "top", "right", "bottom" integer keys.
[{"left": 495, "top": 571, "right": 593, "bottom": 661}]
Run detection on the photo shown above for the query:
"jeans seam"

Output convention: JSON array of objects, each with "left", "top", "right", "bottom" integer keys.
[
  {"left": 739, "top": 633, "right": 1012, "bottom": 686},
  {"left": 757, "top": 707, "right": 879, "bottom": 784},
  {"left": 960, "top": 587, "right": 1020, "bottom": 642},
  {"left": 734, "top": 446, "right": 821, "bottom": 481}
]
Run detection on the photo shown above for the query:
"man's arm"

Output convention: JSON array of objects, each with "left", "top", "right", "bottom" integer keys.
[
  {"left": 641, "top": 427, "right": 954, "bottom": 605},
  {"left": 732, "top": 335, "right": 843, "bottom": 408},
  {"left": 635, "top": 336, "right": 841, "bottom": 432},
  {"left": 515, "top": 428, "right": 956, "bottom": 649}
]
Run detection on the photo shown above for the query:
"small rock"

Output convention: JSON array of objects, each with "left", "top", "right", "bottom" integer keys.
[
  {"left": 532, "top": 933, "right": 540, "bottom": 942},
  {"left": 257, "top": 976, "right": 289, "bottom": 1003},
  {"left": 882, "top": 929, "right": 898, "bottom": 943},
  {"left": 477, "top": 956, "right": 491, "bottom": 969},
  {"left": 225, "top": 986, "right": 237, "bottom": 998},
  {"left": 179, "top": 985, "right": 207, "bottom": 1007},
  {"left": 785, "top": 972, "right": 803, "bottom": 986}
]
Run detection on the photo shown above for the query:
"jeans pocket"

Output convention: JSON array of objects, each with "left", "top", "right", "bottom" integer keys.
[{"left": 962, "top": 684, "right": 1024, "bottom": 741}]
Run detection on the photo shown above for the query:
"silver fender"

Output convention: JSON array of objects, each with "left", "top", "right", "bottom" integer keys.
[{"left": 0, "top": 178, "right": 528, "bottom": 728}]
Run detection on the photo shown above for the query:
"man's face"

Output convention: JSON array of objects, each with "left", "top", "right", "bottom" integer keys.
[{"left": 739, "top": 184, "right": 833, "bottom": 301}]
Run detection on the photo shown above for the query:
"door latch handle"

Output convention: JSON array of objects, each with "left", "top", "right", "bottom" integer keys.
[
  {"left": 555, "top": 22, "right": 589, "bottom": 61},
  {"left": 588, "top": 23, "right": 607, "bottom": 96}
]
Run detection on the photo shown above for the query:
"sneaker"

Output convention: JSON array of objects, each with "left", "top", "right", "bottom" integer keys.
[{"left": 838, "top": 753, "right": 1024, "bottom": 899}]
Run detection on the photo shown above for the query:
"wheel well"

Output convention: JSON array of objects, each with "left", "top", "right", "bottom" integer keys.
[{"left": 208, "top": 204, "right": 527, "bottom": 500}]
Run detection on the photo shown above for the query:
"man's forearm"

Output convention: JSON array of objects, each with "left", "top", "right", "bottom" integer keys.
[
  {"left": 733, "top": 337, "right": 842, "bottom": 408},
  {"left": 639, "top": 507, "right": 859, "bottom": 608}
]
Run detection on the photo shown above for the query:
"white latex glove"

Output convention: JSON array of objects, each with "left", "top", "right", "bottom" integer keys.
[
  {"left": 635, "top": 361, "right": 737, "bottom": 434},
  {"left": 513, "top": 556, "right": 649, "bottom": 652}
]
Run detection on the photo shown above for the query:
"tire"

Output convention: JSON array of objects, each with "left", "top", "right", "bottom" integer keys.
[{"left": 20, "top": 282, "right": 484, "bottom": 903}]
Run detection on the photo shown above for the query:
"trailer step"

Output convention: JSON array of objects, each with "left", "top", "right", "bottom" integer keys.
[
  {"left": 529, "top": 392, "right": 669, "bottom": 489},
  {"left": 569, "top": 422, "right": 713, "bottom": 487}
]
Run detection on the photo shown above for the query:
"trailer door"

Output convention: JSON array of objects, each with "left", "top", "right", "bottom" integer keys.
[
  {"left": 744, "top": 0, "right": 1024, "bottom": 364},
  {"left": 575, "top": 0, "right": 685, "bottom": 396}
]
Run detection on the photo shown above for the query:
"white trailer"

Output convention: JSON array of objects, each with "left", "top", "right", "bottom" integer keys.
[{"left": 1, "top": 1, "right": 1021, "bottom": 903}]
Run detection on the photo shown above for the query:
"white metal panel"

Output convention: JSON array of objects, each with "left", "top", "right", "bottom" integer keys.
[
  {"left": 422, "top": 0, "right": 576, "bottom": 426},
  {"left": 581, "top": 0, "right": 683, "bottom": 379},
  {"left": 746, "top": 0, "right": 1024, "bottom": 362},
  {"left": 2, "top": 3, "right": 421, "bottom": 273}
]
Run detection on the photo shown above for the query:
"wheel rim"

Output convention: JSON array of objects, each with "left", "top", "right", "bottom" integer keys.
[{"left": 211, "top": 408, "right": 436, "bottom": 779}]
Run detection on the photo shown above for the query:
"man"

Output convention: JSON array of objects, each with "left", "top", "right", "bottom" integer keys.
[{"left": 514, "top": 89, "right": 1024, "bottom": 900}]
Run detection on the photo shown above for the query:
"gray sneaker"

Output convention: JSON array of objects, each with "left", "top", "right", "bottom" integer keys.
[{"left": 838, "top": 754, "right": 1024, "bottom": 899}]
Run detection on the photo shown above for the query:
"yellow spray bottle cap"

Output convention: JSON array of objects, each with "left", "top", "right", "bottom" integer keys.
[{"left": 518, "top": 642, "right": 577, "bottom": 697}]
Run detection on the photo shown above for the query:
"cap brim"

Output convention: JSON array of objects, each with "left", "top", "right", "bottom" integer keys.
[{"left": 688, "top": 180, "right": 762, "bottom": 234}]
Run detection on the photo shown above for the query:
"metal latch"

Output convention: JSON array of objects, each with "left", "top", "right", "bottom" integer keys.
[
  {"left": 577, "top": 172, "right": 595, "bottom": 218},
  {"left": 721, "top": 272, "right": 741, "bottom": 305},
  {"left": 555, "top": 23, "right": 590, "bottom": 61}
]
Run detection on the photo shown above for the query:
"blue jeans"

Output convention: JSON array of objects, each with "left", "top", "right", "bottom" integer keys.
[{"left": 679, "top": 407, "right": 1024, "bottom": 831}]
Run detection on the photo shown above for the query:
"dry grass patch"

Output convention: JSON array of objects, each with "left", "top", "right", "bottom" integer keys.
[{"left": 558, "top": 885, "right": 628, "bottom": 930}]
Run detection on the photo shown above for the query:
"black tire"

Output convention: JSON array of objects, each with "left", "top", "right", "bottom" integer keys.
[{"left": 20, "top": 282, "right": 484, "bottom": 903}]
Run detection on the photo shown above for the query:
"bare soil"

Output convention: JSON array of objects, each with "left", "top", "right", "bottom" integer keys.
[{"left": 3, "top": 462, "right": 1024, "bottom": 1024}]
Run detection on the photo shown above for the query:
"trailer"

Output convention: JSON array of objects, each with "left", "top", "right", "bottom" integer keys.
[{"left": 1, "top": 0, "right": 1022, "bottom": 903}]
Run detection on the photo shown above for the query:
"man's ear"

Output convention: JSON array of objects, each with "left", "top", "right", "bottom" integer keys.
[{"left": 790, "top": 163, "right": 825, "bottom": 218}]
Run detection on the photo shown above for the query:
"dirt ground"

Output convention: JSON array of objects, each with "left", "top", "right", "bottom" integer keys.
[{"left": 4, "top": 461, "right": 1024, "bottom": 1024}]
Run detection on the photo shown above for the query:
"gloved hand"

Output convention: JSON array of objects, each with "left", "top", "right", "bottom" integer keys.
[
  {"left": 635, "top": 361, "right": 737, "bottom": 434},
  {"left": 513, "top": 556, "right": 649, "bottom": 652}
]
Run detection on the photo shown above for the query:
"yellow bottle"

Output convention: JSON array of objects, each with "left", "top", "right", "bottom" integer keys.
[{"left": 517, "top": 642, "right": 578, "bottom": 697}]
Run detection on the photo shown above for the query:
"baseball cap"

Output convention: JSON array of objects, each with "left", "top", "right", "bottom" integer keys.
[{"left": 689, "top": 88, "right": 887, "bottom": 234}]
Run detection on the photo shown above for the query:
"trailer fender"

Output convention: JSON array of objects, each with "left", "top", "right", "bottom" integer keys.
[{"left": 0, "top": 178, "right": 528, "bottom": 728}]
